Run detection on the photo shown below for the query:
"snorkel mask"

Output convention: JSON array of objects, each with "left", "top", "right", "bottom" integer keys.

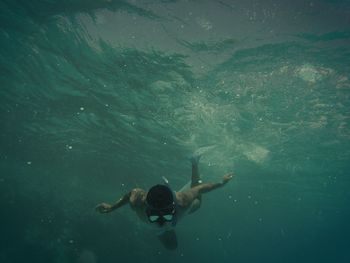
[{"left": 145, "top": 184, "right": 177, "bottom": 226}]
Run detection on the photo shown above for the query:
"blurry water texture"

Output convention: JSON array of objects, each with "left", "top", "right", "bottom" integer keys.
[{"left": 1, "top": 0, "right": 350, "bottom": 262}]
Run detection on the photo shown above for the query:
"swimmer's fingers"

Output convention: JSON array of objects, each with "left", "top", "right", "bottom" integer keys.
[
  {"left": 227, "top": 173, "right": 234, "bottom": 178},
  {"left": 222, "top": 173, "right": 235, "bottom": 184},
  {"left": 95, "top": 203, "right": 112, "bottom": 213}
]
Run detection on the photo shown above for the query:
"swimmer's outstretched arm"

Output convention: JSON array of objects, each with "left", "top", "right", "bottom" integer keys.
[
  {"left": 95, "top": 192, "right": 131, "bottom": 213},
  {"left": 195, "top": 173, "right": 234, "bottom": 194}
]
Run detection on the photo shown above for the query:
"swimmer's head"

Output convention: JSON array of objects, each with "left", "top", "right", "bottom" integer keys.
[{"left": 146, "top": 184, "right": 176, "bottom": 226}]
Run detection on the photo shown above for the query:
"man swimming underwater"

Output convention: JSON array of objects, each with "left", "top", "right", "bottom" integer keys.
[{"left": 95, "top": 156, "right": 234, "bottom": 249}]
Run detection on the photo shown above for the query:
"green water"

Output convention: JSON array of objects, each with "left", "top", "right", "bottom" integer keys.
[{"left": 1, "top": 0, "right": 350, "bottom": 262}]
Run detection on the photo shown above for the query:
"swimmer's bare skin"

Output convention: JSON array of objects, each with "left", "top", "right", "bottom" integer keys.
[
  {"left": 96, "top": 157, "right": 233, "bottom": 250},
  {"left": 96, "top": 169, "right": 234, "bottom": 221}
]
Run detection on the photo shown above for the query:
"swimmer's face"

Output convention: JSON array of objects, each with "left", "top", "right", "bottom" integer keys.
[
  {"left": 156, "top": 219, "right": 171, "bottom": 228},
  {"left": 151, "top": 215, "right": 166, "bottom": 227},
  {"left": 157, "top": 219, "right": 165, "bottom": 227},
  {"left": 146, "top": 207, "right": 175, "bottom": 226}
]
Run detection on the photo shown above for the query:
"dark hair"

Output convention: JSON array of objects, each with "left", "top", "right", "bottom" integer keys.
[{"left": 146, "top": 184, "right": 174, "bottom": 209}]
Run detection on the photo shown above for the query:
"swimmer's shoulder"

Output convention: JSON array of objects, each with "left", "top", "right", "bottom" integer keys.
[
  {"left": 130, "top": 188, "right": 147, "bottom": 207},
  {"left": 131, "top": 188, "right": 147, "bottom": 195}
]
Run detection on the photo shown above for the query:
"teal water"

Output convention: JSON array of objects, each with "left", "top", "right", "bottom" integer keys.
[{"left": 1, "top": 0, "right": 350, "bottom": 262}]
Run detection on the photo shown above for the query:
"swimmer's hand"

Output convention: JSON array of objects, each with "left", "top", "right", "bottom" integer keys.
[
  {"left": 222, "top": 173, "right": 234, "bottom": 185},
  {"left": 95, "top": 203, "right": 112, "bottom": 213}
]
